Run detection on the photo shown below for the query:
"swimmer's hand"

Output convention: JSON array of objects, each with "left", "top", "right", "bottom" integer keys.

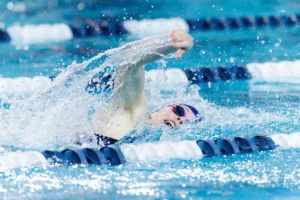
[{"left": 170, "top": 30, "right": 194, "bottom": 59}]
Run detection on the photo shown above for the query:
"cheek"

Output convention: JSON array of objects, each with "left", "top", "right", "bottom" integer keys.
[
  {"left": 166, "top": 112, "right": 178, "bottom": 121},
  {"left": 160, "top": 109, "right": 173, "bottom": 119},
  {"left": 186, "top": 112, "right": 196, "bottom": 120}
]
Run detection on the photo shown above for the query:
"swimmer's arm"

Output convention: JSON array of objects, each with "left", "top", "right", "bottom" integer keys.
[
  {"left": 107, "top": 30, "right": 193, "bottom": 68},
  {"left": 114, "top": 30, "right": 193, "bottom": 105},
  {"left": 131, "top": 30, "right": 194, "bottom": 66},
  {"left": 99, "top": 31, "right": 193, "bottom": 139}
]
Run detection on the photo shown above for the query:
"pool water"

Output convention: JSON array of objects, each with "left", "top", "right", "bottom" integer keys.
[{"left": 0, "top": 0, "right": 300, "bottom": 199}]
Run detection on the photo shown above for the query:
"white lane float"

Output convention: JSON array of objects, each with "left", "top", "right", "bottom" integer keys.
[{"left": 0, "top": 133, "right": 299, "bottom": 170}]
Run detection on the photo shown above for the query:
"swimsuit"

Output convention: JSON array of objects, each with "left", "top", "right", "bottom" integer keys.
[{"left": 86, "top": 69, "right": 137, "bottom": 146}]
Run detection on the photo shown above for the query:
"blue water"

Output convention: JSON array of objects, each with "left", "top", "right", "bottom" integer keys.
[{"left": 1, "top": 0, "right": 300, "bottom": 199}]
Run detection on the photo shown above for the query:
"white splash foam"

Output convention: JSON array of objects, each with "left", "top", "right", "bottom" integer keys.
[
  {"left": 123, "top": 18, "right": 189, "bottom": 37},
  {"left": 0, "top": 76, "right": 52, "bottom": 94},
  {"left": 7, "top": 23, "right": 73, "bottom": 44},
  {"left": 0, "top": 34, "right": 177, "bottom": 150}
]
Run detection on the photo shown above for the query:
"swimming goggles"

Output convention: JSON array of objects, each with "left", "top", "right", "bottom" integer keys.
[{"left": 168, "top": 104, "right": 189, "bottom": 120}]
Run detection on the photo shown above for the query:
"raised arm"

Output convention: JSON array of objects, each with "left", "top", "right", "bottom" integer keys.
[
  {"left": 111, "top": 30, "right": 193, "bottom": 105},
  {"left": 95, "top": 30, "right": 194, "bottom": 140},
  {"left": 107, "top": 30, "right": 193, "bottom": 67}
]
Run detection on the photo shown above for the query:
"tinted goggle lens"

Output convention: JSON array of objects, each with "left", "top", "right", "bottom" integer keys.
[{"left": 173, "top": 105, "right": 185, "bottom": 117}]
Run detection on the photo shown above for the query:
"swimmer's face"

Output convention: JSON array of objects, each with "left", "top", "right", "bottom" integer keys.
[{"left": 150, "top": 104, "right": 197, "bottom": 128}]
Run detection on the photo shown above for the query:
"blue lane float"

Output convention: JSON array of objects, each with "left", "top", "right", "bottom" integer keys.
[
  {"left": 186, "top": 15, "right": 298, "bottom": 31},
  {"left": 0, "top": 63, "right": 281, "bottom": 95},
  {"left": 184, "top": 65, "right": 251, "bottom": 84},
  {"left": 1, "top": 133, "right": 299, "bottom": 169},
  {"left": 1, "top": 14, "right": 300, "bottom": 43},
  {"left": 85, "top": 65, "right": 251, "bottom": 93},
  {"left": 2, "top": 59, "right": 300, "bottom": 95}
]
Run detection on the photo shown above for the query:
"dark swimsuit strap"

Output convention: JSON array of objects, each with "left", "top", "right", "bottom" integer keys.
[
  {"left": 94, "top": 134, "right": 142, "bottom": 146},
  {"left": 95, "top": 134, "right": 119, "bottom": 146}
]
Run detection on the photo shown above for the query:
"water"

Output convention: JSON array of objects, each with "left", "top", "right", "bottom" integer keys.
[{"left": 0, "top": 0, "right": 300, "bottom": 199}]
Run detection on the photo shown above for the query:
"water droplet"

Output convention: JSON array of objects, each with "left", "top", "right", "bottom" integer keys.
[
  {"left": 6, "top": 2, "right": 13, "bottom": 10},
  {"left": 77, "top": 2, "right": 85, "bottom": 10}
]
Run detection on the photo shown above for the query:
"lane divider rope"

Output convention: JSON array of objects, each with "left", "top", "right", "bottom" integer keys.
[
  {"left": 184, "top": 65, "right": 251, "bottom": 83},
  {"left": 3, "top": 60, "right": 300, "bottom": 95},
  {"left": 0, "top": 133, "right": 299, "bottom": 169},
  {"left": 1, "top": 14, "right": 300, "bottom": 43},
  {"left": 0, "top": 66, "right": 250, "bottom": 95}
]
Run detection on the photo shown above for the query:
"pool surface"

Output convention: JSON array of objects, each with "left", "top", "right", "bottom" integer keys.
[{"left": 0, "top": 0, "right": 300, "bottom": 199}]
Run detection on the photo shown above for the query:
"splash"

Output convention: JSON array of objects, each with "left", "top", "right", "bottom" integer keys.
[
  {"left": 0, "top": 34, "right": 172, "bottom": 150},
  {"left": 0, "top": 34, "right": 290, "bottom": 151}
]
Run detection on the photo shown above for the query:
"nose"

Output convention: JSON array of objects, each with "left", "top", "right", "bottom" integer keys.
[{"left": 174, "top": 116, "right": 186, "bottom": 126}]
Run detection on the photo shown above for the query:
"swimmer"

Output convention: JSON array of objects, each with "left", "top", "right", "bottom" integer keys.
[{"left": 90, "top": 30, "right": 199, "bottom": 145}]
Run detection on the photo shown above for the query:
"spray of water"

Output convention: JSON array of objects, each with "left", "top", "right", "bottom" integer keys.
[
  {"left": 0, "top": 34, "right": 289, "bottom": 151},
  {"left": 0, "top": 35, "right": 173, "bottom": 150}
]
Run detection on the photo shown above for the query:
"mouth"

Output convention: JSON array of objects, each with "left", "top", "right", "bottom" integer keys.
[{"left": 164, "top": 120, "right": 175, "bottom": 128}]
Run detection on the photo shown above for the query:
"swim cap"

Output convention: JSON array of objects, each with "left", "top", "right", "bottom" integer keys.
[{"left": 181, "top": 104, "right": 199, "bottom": 117}]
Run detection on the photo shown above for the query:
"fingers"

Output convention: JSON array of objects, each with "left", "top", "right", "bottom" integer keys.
[
  {"left": 171, "top": 40, "right": 192, "bottom": 50},
  {"left": 170, "top": 30, "right": 193, "bottom": 52},
  {"left": 176, "top": 48, "right": 186, "bottom": 59}
]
